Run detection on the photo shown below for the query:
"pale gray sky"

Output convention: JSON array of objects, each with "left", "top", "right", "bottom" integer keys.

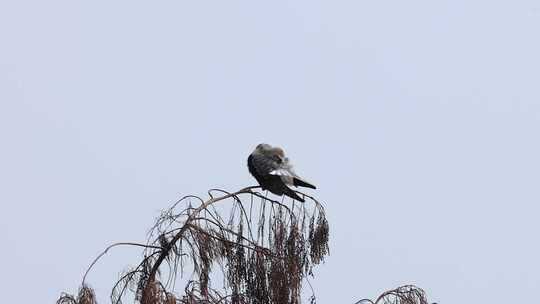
[{"left": 1, "top": 1, "right": 539, "bottom": 303}]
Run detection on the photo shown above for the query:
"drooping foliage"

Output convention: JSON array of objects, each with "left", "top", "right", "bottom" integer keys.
[{"left": 58, "top": 187, "right": 329, "bottom": 304}]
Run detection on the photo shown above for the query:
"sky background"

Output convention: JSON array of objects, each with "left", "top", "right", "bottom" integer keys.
[{"left": 1, "top": 1, "right": 539, "bottom": 303}]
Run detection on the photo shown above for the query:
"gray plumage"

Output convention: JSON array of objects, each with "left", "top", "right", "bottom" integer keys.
[{"left": 247, "top": 143, "right": 316, "bottom": 202}]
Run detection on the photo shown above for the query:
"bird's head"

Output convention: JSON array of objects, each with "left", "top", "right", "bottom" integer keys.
[
  {"left": 272, "top": 147, "right": 285, "bottom": 159},
  {"left": 255, "top": 143, "right": 272, "bottom": 153},
  {"left": 255, "top": 143, "right": 286, "bottom": 162}
]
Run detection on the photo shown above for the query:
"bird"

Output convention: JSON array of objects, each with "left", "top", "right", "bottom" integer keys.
[{"left": 247, "top": 143, "right": 316, "bottom": 202}]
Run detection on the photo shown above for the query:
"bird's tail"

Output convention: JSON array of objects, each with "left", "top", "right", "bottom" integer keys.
[
  {"left": 284, "top": 187, "right": 305, "bottom": 202},
  {"left": 293, "top": 177, "right": 316, "bottom": 189}
]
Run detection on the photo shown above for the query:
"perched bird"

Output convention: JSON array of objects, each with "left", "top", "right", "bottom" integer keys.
[{"left": 247, "top": 143, "right": 316, "bottom": 202}]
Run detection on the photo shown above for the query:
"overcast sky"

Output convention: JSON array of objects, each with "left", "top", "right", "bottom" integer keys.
[{"left": 1, "top": 1, "right": 539, "bottom": 303}]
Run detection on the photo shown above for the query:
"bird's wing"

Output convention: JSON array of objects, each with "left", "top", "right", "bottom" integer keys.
[
  {"left": 250, "top": 153, "right": 307, "bottom": 202},
  {"left": 270, "top": 159, "right": 316, "bottom": 189},
  {"left": 250, "top": 153, "right": 280, "bottom": 176},
  {"left": 292, "top": 177, "right": 316, "bottom": 189},
  {"left": 269, "top": 168, "right": 294, "bottom": 177},
  {"left": 269, "top": 159, "right": 296, "bottom": 186}
]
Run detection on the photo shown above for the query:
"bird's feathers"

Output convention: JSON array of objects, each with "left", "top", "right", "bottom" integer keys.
[
  {"left": 269, "top": 159, "right": 316, "bottom": 189},
  {"left": 292, "top": 177, "right": 316, "bottom": 189},
  {"left": 247, "top": 143, "right": 316, "bottom": 202}
]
